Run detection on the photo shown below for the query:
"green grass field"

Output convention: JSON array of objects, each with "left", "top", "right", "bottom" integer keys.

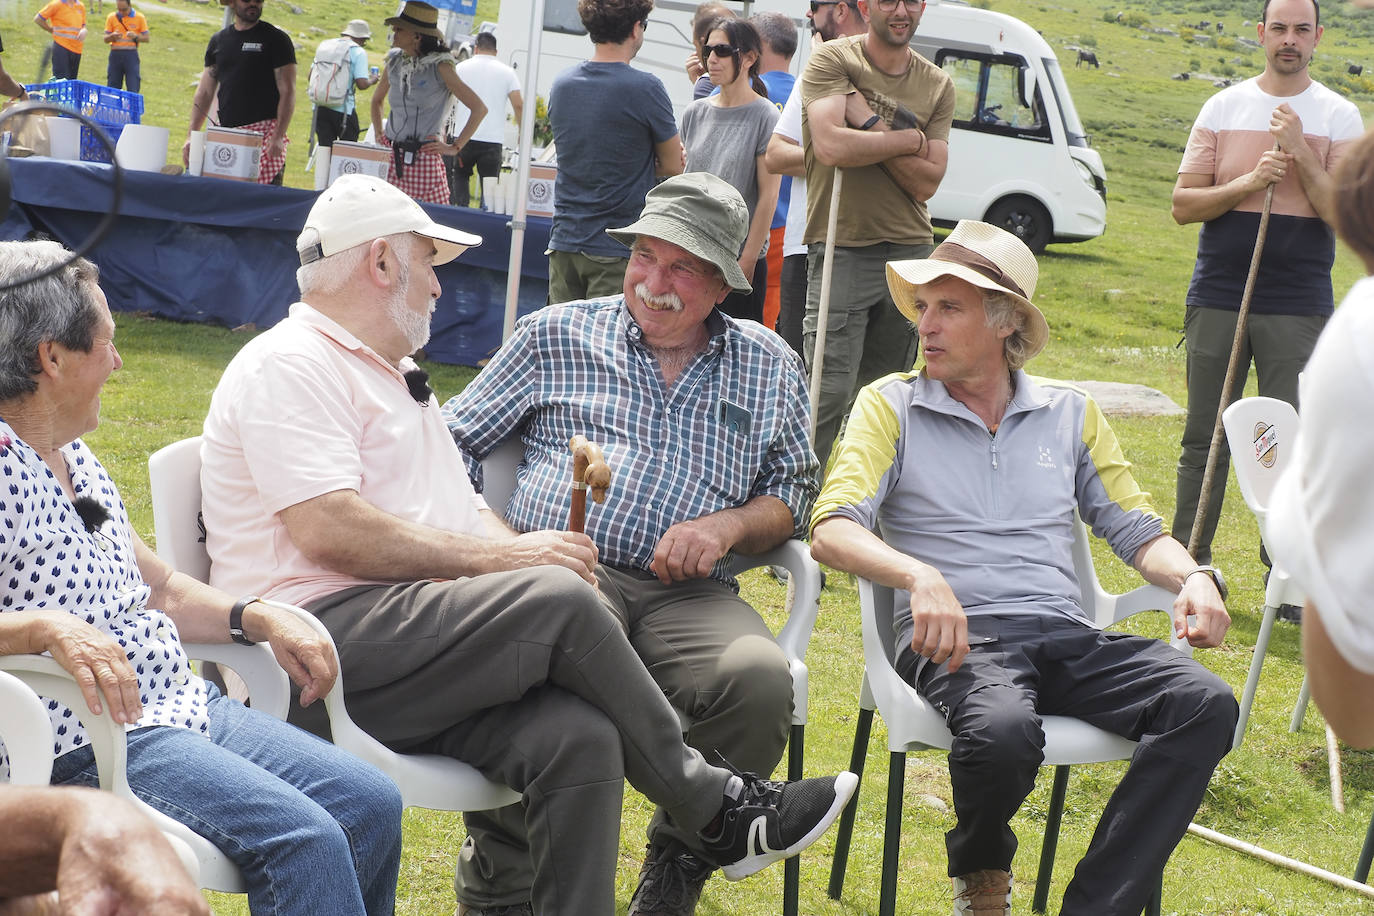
[{"left": 6, "top": 0, "right": 1374, "bottom": 912}]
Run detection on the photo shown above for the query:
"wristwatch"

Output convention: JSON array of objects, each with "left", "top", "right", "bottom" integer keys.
[
  {"left": 1184, "top": 565, "right": 1228, "bottom": 602},
  {"left": 229, "top": 595, "right": 261, "bottom": 646}
]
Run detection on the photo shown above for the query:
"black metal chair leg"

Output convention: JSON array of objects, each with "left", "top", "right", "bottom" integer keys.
[
  {"left": 827, "top": 706, "right": 873, "bottom": 900},
  {"left": 880, "top": 750, "right": 906, "bottom": 916},
  {"left": 1355, "top": 807, "right": 1374, "bottom": 885},
  {"left": 1143, "top": 871, "right": 1162, "bottom": 916},
  {"left": 1032, "top": 764, "right": 1071, "bottom": 914},
  {"left": 783, "top": 723, "right": 804, "bottom": 916}
]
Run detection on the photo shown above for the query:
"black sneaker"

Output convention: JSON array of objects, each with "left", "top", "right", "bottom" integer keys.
[
  {"left": 698, "top": 767, "right": 858, "bottom": 881},
  {"left": 628, "top": 839, "right": 714, "bottom": 916}
]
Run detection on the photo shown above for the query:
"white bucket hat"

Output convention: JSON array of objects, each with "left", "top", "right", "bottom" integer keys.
[
  {"left": 342, "top": 19, "right": 372, "bottom": 39},
  {"left": 885, "top": 220, "right": 1050, "bottom": 361}
]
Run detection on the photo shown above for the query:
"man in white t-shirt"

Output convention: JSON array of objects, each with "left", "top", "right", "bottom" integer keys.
[{"left": 447, "top": 31, "right": 522, "bottom": 207}]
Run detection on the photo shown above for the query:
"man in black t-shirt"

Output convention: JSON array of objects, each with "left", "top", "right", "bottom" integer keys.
[{"left": 182, "top": 0, "right": 296, "bottom": 184}]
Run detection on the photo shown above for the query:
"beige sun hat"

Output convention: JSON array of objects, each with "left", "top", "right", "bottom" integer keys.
[{"left": 885, "top": 220, "right": 1050, "bottom": 361}]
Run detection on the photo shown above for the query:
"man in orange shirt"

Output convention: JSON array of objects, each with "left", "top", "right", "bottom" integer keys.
[
  {"left": 34, "top": 0, "right": 85, "bottom": 80},
  {"left": 104, "top": 0, "right": 148, "bottom": 92}
]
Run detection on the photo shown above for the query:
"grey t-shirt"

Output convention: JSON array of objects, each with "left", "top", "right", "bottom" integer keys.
[
  {"left": 549, "top": 61, "right": 679, "bottom": 258},
  {"left": 680, "top": 95, "right": 779, "bottom": 232}
]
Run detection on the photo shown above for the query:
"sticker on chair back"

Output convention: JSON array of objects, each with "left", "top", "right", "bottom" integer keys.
[{"left": 1252, "top": 421, "right": 1278, "bottom": 468}]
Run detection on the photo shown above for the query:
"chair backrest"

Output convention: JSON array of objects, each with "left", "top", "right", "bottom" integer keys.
[
  {"left": 478, "top": 436, "right": 526, "bottom": 515},
  {"left": 1222, "top": 396, "right": 1299, "bottom": 524},
  {"left": 0, "top": 669, "right": 55, "bottom": 785},
  {"left": 148, "top": 436, "right": 212, "bottom": 582}
]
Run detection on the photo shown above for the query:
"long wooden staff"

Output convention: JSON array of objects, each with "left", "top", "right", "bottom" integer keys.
[{"left": 568, "top": 436, "right": 611, "bottom": 533}]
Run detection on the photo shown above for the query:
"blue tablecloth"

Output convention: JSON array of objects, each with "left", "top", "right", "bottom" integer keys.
[{"left": 1, "top": 157, "right": 550, "bottom": 366}]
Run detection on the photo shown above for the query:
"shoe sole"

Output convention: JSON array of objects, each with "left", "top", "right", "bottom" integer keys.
[{"left": 719, "top": 771, "right": 859, "bottom": 881}]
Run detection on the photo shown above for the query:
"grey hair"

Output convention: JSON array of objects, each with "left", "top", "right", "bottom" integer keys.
[
  {"left": 982, "top": 289, "right": 1032, "bottom": 371},
  {"left": 296, "top": 232, "right": 420, "bottom": 299},
  {"left": 0, "top": 240, "right": 103, "bottom": 402}
]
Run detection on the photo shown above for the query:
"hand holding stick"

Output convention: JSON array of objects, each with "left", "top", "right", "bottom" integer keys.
[{"left": 568, "top": 436, "right": 611, "bottom": 533}]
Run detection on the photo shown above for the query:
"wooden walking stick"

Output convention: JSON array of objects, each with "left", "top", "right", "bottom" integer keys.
[
  {"left": 1187, "top": 144, "right": 1280, "bottom": 559},
  {"left": 568, "top": 435, "right": 611, "bottom": 534},
  {"left": 808, "top": 167, "right": 844, "bottom": 446}
]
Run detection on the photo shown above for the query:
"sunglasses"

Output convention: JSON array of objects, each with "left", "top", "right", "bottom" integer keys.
[{"left": 703, "top": 43, "right": 739, "bottom": 58}]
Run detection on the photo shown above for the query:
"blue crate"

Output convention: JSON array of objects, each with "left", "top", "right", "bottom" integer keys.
[
  {"left": 22, "top": 79, "right": 143, "bottom": 127},
  {"left": 79, "top": 122, "right": 126, "bottom": 163}
]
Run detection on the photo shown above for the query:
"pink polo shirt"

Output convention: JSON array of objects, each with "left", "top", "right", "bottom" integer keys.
[{"left": 200, "top": 302, "right": 488, "bottom": 607}]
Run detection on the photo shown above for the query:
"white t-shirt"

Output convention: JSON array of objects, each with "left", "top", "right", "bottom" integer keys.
[
  {"left": 451, "top": 53, "right": 521, "bottom": 145},
  {"left": 774, "top": 80, "right": 808, "bottom": 257}
]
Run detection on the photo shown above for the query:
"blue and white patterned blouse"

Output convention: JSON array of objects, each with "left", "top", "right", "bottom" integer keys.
[{"left": 0, "top": 420, "right": 211, "bottom": 763}]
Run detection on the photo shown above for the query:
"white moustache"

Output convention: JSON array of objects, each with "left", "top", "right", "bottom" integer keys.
[{"left": 635, "top": 282, "right": 684, "bottom": 312}]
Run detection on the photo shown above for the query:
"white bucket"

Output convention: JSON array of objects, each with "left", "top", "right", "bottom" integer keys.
[
  {"left": 115, "top": 123, "right": 170, "bottom": 172},
  {"left": 47, "top": 117, "right": 81, "bottom": 161},
  {"left": 187, "top": 130, "right": 207, "bottom": 176}
]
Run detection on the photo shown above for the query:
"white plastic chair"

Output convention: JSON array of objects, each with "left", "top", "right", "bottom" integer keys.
[
  {"left": 478, "top": 436, "right": 822, "bottom": 916},
  {"left": 1221, "top": 396, "right": 1310, "bottom": 745},
  {"left": 826, "top": 518, "right": 1186, "bottom": 916},
  {"left": 148, "top": 436, "right": 521, "bottom": 811},
  {"left": 0, "top": 668, "right": 56, "bottom": 785}
]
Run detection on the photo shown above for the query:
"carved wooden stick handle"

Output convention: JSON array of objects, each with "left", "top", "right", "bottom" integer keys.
[{"left": 568, "top": 436, "right": 611, "bottom": 533}]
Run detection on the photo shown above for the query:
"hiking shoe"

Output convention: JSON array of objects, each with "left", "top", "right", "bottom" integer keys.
[
  {"left": 628, "top": 839, "right": 714, "bottom": 915},
  {"left": 454, "top": 904, "right": 533, "bottom": 916},
  {"left": 697, "top": 766, "right": 858, "bottom": 881},
  {"left": 952, "top": 869, "right": 1012, "bottom": 914},
  {"left": 1276, "top": 603, "right": 1303, "bottom": 624}
]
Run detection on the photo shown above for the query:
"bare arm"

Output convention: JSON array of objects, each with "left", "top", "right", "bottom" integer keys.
[
  {"left": 1129, "top": 533, "right": 1230, "bottom": 647},
  {"left": 765, "top": 133, "right": 805, "bottom": 177},
  {"left": 0, "top": 787, "right": 207, "bottom": 914},
  {"left": 1302, "top": 601, "right": 1374, "bottom": 748},
  {"left": 34, "top": 13, "right": 53, "bottom": 34},
  {"left": 806, "top": 93, "right": 925, "bottom": 170},
  {"left": 655, "top": 134, "right": 685, "bottom": 178},
  {"left": 440, "top": 62, "right": 486, "bottom": 148},
  {"left": 1270, "top": 102, "right": 1338, "bottom": 225},
  {"left": 811, "top": 515, "right": 971, "bottom": 672},
  {"left": 181, "top": 67, "right": 217, "bottom": 165},
  {"left": 649, "top": 495, "right": 794, "bottom": 584},
  {"left": 0, "top": 60, "right": 26, "bottom": 99},
  {"left": 1170, "top": 151, "right": 1290, "bottom": 225},
  {"left": 371, "top": 68, "right": 389, "bottom": 134},
  {"left": 836, "top": 90, "right": 948, "bottom": 202},
  {"left": 739, "top": 153, "right": 780, "bottom": 273},
  {"left": 509, "top": 89, "right": 523, "bottom": 128},
  {"left": 265, "top": 63, "right": 296, "bottom": 158},
  {"left": 276, "top": 488, "right": 598, "bottom": 585}
]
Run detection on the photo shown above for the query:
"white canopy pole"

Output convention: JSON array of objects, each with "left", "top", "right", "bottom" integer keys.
[
  {"left": 501, "top": 0, "right": 546, "bottom": 343},
  {"left": 807, "top": 167, "right": 842, "bottom": 446}
]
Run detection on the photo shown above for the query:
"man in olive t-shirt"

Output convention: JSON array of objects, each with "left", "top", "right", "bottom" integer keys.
[{"left": 800, "top": 0, "right": 954, "bottom": 473}]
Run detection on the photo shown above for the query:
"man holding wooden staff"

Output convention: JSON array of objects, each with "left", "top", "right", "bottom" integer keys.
[
  {"left": 1170, "top": 0, "right": 1362, "bottom": 576},
  {"left": 199, "top": 175, "right": 855, "bottom": 916},
  {"left": 445, "top": 172, "right": 819, "bottom": 916}
]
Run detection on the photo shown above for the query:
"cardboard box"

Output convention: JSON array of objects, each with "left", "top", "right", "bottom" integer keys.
[
  {"left": 526, "top": 162, "right": 556, "bottom": 218},
  {"left": 329, "top": 140, "right": 391, "bottom": 184},
  {"left": 202, "top": 127, "right": 261, "bottom": 182}
]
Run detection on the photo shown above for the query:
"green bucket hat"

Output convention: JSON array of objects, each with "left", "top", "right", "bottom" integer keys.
[{"left": 606, "top": 172, "right": 752, "bottom": 293}]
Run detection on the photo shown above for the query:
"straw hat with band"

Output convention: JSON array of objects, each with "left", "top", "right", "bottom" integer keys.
[
  {"left": 606, "top": 172, "right": 754, "bottom": 294},
  {"left": 385, "top": 1, "right": 444, "bottom": 39},
  {"left": 885, "top": 220, "right": 1050, "bottom": 361}
]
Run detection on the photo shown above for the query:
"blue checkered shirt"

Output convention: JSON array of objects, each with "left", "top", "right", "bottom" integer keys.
[{"left": 442, "top": 297, "right": 819, "bottom": 587}]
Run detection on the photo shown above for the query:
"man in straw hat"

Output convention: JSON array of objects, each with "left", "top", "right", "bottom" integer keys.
[
  {"left": 445, "top": 172, "right": 820, "bottom": 916},
  {"left": 201, "top": 174, "right": 854, "bottom": 916},
  {"left": 183, "top": 0, "right": 297, "bottom": 184},
  {"left": 811, "top": 220, "right": 1238, "bottom": 915}
]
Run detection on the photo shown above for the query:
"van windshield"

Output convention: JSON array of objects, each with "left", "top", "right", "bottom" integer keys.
[{"left": 1042, "top": 57, "right": 1089, "bottom": 148}]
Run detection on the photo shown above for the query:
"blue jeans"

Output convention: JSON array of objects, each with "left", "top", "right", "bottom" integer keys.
[{"left": 50, "top": 685, "right": 402, "bottom": 916}]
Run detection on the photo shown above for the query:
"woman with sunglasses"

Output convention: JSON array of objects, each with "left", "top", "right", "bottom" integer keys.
[{"left": 679, "top": 17, "right": 781, "bottom": 323}]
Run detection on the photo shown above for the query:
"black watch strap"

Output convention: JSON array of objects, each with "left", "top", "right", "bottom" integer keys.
[
  {"left": 860, "top": 114, "right": 881, "bottom": 131},
  {"left": 229, "top": 596, "right": 260, "bottom": 646},
  {"left": 1185, "top": 565, "right": 1228, "bottom": 602}
]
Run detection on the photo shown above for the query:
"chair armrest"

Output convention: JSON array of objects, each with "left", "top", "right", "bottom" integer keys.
[
  {"left": 0, "top": 668, "right": 56, "bottom": 785},
  {"left": 729, "top": 540, "right": 821, "bottom": 725},
  {"left": 180, "top": 641, "right": 291, "bottom": 720}
]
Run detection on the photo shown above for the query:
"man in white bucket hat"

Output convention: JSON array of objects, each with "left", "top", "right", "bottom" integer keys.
[{"left": 812, "top": 220, "right": 1239, "bottom": 915}]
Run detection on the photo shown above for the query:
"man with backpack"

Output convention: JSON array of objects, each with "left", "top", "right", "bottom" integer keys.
[{"left": 310, "top": 19, "right": 378, "bottom": 148}]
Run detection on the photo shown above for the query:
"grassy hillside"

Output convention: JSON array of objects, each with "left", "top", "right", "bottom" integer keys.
[{"left": 7, "top": 0, "right": 1374, "bottom": 913}]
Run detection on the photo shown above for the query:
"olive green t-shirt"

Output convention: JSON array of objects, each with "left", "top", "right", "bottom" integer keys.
[{"left": 801, "top": 34, "right": 955, "bottom": 247}]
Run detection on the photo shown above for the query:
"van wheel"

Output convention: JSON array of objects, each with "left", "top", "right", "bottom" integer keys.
[{"left": 985, "top": 196, "right": 1052, "bottom": 254}]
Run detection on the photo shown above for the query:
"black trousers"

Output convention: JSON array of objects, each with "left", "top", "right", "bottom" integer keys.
[
  {"left": 315, "top": 106, "right": 360, "bottom": 148},
  {"left": 449, "top": 139, "right": 503, "bottom": 207},
  {"left": 904, "top": 613, "right": 1237, "bottom": 916}
]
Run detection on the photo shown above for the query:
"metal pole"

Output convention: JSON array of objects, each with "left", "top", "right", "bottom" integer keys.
[
  {"left": 501, "top": 0, "right": 545, "bottom": 343},
  {"left": 807, "top": 167, "right": 843, "bottom": 446}
]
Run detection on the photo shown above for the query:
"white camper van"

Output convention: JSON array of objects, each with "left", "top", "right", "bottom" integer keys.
[{"left": 497, "top": 0, "right": 1106, "bottom": 252}]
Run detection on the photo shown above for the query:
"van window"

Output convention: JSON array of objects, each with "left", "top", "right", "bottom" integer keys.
[{"left": 936, "top": 51, "right": 1051, "bottom": 143}]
